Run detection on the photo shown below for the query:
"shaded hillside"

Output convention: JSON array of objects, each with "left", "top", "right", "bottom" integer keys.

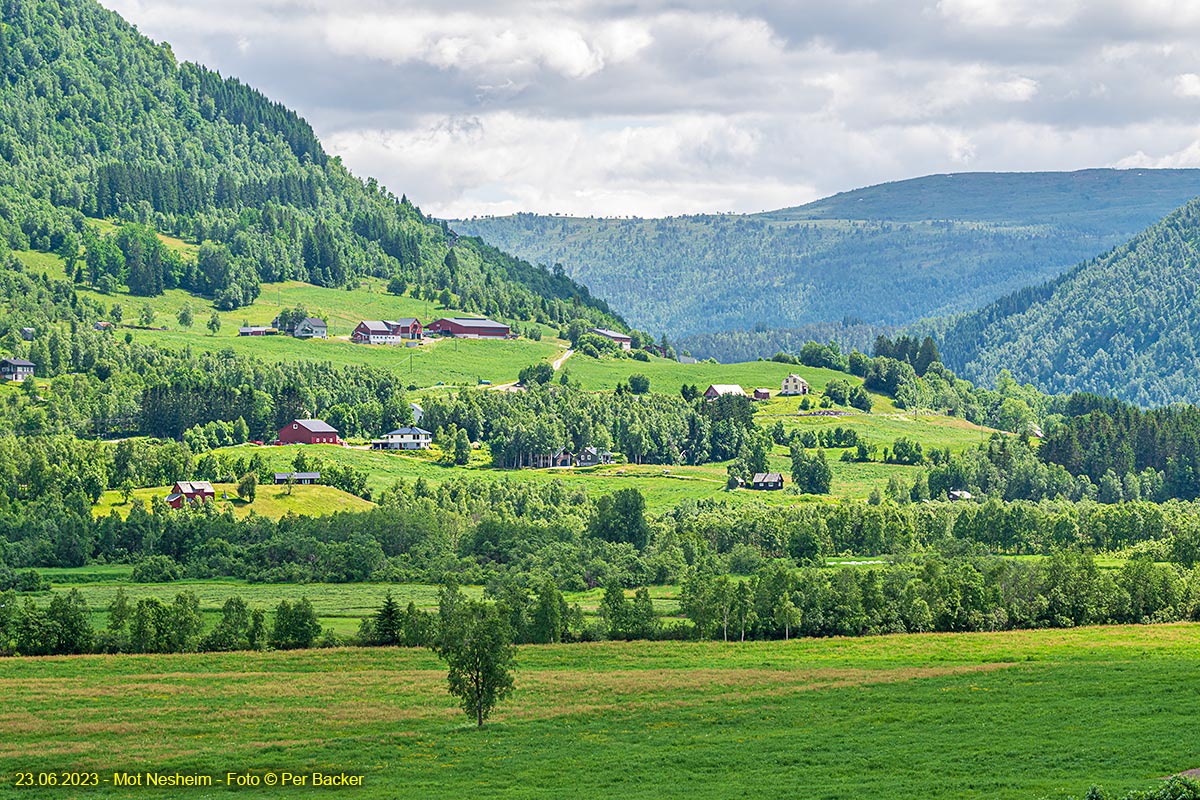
[
  {"left": 451, "top": 170, "right": 1200, "bottom": 337},
  {"left": 938, "top": 198, "right": 1200, "bottom": 406},
  {"left": 0, "top": 0, "right": 620, "bottom": 327}
]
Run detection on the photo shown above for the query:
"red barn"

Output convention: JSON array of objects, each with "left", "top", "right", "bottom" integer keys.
[
  {"left": 427, "top": 317, "right": 510, "bottom": 339},
  {"left": 277, "top": 419, "right": 342, "bottom": 445},
  {"left": 165, "top": 481, "right": 215, "bottom": 509}
]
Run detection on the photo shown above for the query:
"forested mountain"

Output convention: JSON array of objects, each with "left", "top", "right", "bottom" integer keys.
[
  {"left": 937, "top": 198, "right": 1200, "bottom": 406},
  {"left": 0, "top": 0, "right": 620, "bottom": 327},
  {"left": 451, "top": 170, "right": 1200, "bottom": 339}
]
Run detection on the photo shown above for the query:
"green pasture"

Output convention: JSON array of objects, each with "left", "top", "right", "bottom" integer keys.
[
  {"left": 33, "top": 576, "right": 687, "bottom": 636},
  {"left": 3, "top": 624, "right": 1199, "bottom": 799},
  {"left": 91, "top": 483, "right": 374, "bottom": 520}
]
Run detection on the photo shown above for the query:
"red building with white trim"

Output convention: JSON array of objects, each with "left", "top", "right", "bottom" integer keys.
[
  {"left": 277, "top": 419, "right": 342, "bottom": 445},
  {"left": 165, "top": 481, "right": 216, "bottom": 509}
]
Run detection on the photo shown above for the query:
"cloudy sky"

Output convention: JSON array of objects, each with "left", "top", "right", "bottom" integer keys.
[{"left": 103, "top": 0, "right": 1200, "bottom": 218}]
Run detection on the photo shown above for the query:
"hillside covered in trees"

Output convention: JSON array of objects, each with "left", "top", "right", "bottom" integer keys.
[
  {"left": 0, "top": 0, "right": 621, "bottom": 328},
  {"left": 452, "top": 170, "right": 1200, "bottom": 339},
  {"left": 937, "top": 197, "right": 1200, "bottom": 406}
]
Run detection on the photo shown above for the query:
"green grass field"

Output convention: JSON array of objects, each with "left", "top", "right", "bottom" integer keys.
[
  {"left": 91, "top": 483, "right": 374, "bottom": 520},
  {"left": 3, "top": 624, "right": 1198, "bottom": 799},
  {"left": 32, "top": 575, "right": 686, "bottom": 636},
  {"left": 210, "top": 443, "right": 920, "bottom": 510}
]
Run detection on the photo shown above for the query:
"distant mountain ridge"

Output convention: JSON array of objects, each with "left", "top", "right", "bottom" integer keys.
[{"left": 451, "top": 169, "right": 1200, "bottom": 339}]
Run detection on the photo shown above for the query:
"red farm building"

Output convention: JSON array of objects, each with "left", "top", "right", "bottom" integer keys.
[
  {"left": 165, "top": 480, "right": 216, "bottom": 509},
  {"left": 427, "top": 317, "right": 510, "bottom": 339},
  {"left": 276, "top": 419, "right": 342, "bottom": 445}
]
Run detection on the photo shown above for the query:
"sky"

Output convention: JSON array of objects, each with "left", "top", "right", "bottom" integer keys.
[{"left": 102, "top": 0, "right": 1200, "bottom": 219}]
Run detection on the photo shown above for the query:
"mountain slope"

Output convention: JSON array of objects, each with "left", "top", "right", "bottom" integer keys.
[
  {"left": 0, "top": 0, "right": 620, "bottom": 328},
  {"left": 938, "top": 198, "right": 1200, "bottom": 406},
  {"left": 451, "top": 170, "right": 1200, "bottom": 338}
]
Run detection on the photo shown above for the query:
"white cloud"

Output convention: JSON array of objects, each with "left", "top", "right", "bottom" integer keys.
[
  {"left": 322, "top": 12, "right": 652, "bottom": 80},
  {"left": 1174, "top": 73, "right": 1200, "bottom": 98},
  {"left": 96, "top": 0, "right": 1200, "bottom": 217},
  {"left": 935, "top": 0, "right": 1081, "bottom": 29}
]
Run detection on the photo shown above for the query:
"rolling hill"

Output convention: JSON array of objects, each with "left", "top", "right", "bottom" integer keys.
[
  {"left": 937, "top": 197, "right": 1200, "bottom": 406},
  {"left": 0, "top": 0, "right": 620, "bottom": 331},
  {"left": 451, "top": 170, "right": 1200, "bottom": 345}
]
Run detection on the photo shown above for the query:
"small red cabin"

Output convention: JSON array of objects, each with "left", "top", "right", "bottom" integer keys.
[
  {"left": 165, "top": 480, "right": 216, "bottom": 509},
  {"left": 277, "top": 419, "right": 342, "bottom": 445}
]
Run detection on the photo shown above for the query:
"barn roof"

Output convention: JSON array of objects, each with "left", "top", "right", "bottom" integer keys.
[
  {"left": 437, "top": 317, "right": 507, "bottom": 329},
  {"left": 294, "top": 419, "right": 338, "bottom": 433}
]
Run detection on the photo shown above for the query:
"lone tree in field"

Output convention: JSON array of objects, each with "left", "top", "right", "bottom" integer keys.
[
  {"left": 207, "top": 312, "right": 221, "bottom": 336},
  {"left": 433, "top": 599, "right": 517, "bottom": 727},
  {"left": 237, "top": 472, "right": 257, "bottom": 502}
]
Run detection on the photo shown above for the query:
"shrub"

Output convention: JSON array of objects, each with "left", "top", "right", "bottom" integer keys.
[{"left": 131, "top": 555, "right": 182, "bottom": 583}]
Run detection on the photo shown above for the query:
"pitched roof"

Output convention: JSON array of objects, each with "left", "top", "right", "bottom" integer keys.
[
  {"left": 386, "top": 426, "right": 432, "bottom": 436},
  {"left": 752, "top": 472, "right": 783, "bottom": 483},
  {"left": 300, "top": 317, "right": 326, "bottom": 328},
  {"left": 174, "top": 481, "right": 214, "bottom": 495},
  {"left": 706, "top": 384, "right": 745, "bottom": 395},
  {"left": 1, "top": 357, "right": 34, "bottom": 367},
  {"left": 274, "top": 472, "right": 321, "bottom": 480},
  {"left": 357, "top": 320, "right": 392, "bottom": 333},
  {"left": 437, "top": 317, "right": 507, "bottom": 329},
  {"left": 392, "top": 318, "right": 419, "bottom": 327},
  {"left": 591, "top": 327, "right": 631, "bottom": 340},
  {"left": 294, "top": 419, "right": 338, "bottom": 433}
]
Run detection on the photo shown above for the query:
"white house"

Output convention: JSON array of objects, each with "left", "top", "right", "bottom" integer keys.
[
  {"left": 371, "top": 426, "right": 433, "bottom": 450},
  {"left": 352, "top": 318, "right": 421, "bottom": 345},
  {"left": 590, "top": 327, "right": 632, "bottom": 351},
  {"left": 781, "top": 374, "right": 810, "bottom": 396}
]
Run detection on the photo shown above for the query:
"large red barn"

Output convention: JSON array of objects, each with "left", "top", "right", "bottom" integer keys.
[
  {"left": 427, "top": 317, "right": 510, "bottom": 339},
  {"left": 277, "top": 419, "right": 342, "bottom": 445}
]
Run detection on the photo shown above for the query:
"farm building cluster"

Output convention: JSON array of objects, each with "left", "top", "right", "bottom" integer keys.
[
  {"left": 350, "top": 317, "right": 512, "bottom": 345},
  {"left": 702, "top": 374, "right": 810, "bottom": 402}
]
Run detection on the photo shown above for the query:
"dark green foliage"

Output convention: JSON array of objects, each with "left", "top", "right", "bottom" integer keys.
[
  {"left": 424, "top": 384, "right": 757, "bottom": 469},
  {"left": 791, "top": 446, "right": 832, "bottom": 494},
  {"left": 518, "top": 362, "right": 553, "bottom": 386},
  {"left": 433, "top": 599, "right": 517, "bottom": 727},
  {"left": 201, "top": 596, "right": 252, "bottom": 652},
  {"left": 269, "top": 597, "right": 321, "bottom": 650},
  {"left": 939, "top": 197, "right": 1200, "bottom": 405},
  {"left": 628, "top": 373, "right": 650, "bottom": 394},
  {"left": 372, "top": 592, "right": 403, "bottom": 646},
  {"left": 590, "top": 488, "right": 649, "bottom": 550},
  {"left": 131, "top": 554, "right": 182, "bottom": 583},
  {"left": 1039, "top": 397, "right": 1200, "bottom": 500}
]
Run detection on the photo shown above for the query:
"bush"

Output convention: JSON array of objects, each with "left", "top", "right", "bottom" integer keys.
[
  {"left": 13, "top": 569, "right": 51, "bottom": 592},
  {"left": 628, "top": 373, "right": 651, "bottom": 394},
  {"left": 131, "top": 555, "right": 182, "bottom": 583}
]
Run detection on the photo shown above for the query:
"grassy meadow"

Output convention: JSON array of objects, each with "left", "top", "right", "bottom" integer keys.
[
  {"left": 91, "top": 483, "right": 375, "bottom": 521},
  {"left": 3, "top": 624, "right": 1199, "bottom": 799},
  {"left": 15, "top": 240, "right": 1003, "bottom": 505}
]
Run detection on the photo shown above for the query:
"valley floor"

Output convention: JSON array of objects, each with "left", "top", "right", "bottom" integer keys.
[{"left": 4, "top": 624, "right": 1198, "bottom": 799}]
